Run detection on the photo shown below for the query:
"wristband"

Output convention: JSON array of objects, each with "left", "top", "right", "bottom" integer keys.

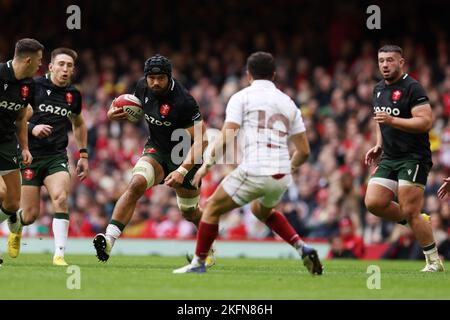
[
  {"left": 28, "top": 122, "right": 36, "bottom": 134},
  {"left": 176, "top": 166, "right": 189, "bottom": 177}
]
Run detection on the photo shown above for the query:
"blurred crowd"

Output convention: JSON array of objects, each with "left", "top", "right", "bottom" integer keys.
[{"left": 1, "top": 0, "right": 450, "bottom": 259}]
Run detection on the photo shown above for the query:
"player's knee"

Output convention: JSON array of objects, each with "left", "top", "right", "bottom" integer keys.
[
  {"left": 132, "top": 159, "right": 155, "bottom": 190},
  {"left": 2, "top": 196, "right": 20, "bottom": 212},
  {"left": 177, "top": 195, "right": 200, "bottom": 219},
  {"left": 52, "top": 193, "right": 68, "bottom": 211},
  {"left": 364, "top": 194, "right": 386, "bottom": 214},
  {"left": 127, "top": 177, "right": 147, "bottom": 199},
  {"left": 400, "top": 204, "right": 419, "bottom": 220},
  {"left": 203, "top": 198, "right": 222, "bottom": 217},
  {"left": 21, "top": 208, "right": 39, "bottom": 225}
]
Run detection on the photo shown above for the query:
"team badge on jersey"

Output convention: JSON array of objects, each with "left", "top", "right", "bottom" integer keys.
[
  {"left": 21, "top": 85, "right": 29, "bottom": 100},
  {"left": 66, "top": 92, "right": 73, "bottom": 106},
  {"left": 160, "top": 104, "right": 170, "bottom": 117},
  {"left": 23, "top": 169, "right": 34, "bottom": 181},
  {"left": 391, "top": 90, "right": 402, "bottom": 103},
  {"left": 144, "top": 147, "right": 157, "bottom": 155}
]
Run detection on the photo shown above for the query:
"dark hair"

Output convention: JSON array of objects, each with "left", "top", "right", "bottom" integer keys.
[
  {"left": 246, "top": 51, "right": 275, "bottom": 80},
  {"left": 14, "top": 38, "right": 44, "bottom": 57},
  {"left": 378, "top": 45, "right": 403, "bottom": 56},
  {"left": 51, "top": 48, "right": 78, "bottom": 62}
]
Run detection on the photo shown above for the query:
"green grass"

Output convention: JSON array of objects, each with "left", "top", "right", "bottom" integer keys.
[{"left": 0, "top": 254, "right": 448, "bottom": 299}]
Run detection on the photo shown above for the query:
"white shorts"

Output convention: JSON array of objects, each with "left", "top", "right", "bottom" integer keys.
[{"left": 221, "top": 167, "right": 292, "bottom": 208}]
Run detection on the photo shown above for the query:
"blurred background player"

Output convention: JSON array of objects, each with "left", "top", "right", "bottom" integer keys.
[
  {"left": 8, "top": 48, "right": 88, "bottom": 266},
  {"left": 0, "top": 38, "right": 43, "bottom": 258},
  {"left": 93, "top": 54, "right": 214, "bottom": 264},
  {"left": 174, "top": 52, "right": 323, "bottom": 275},
  {"left": 365, "top": 45, "right": 444, "bottom": 272}
]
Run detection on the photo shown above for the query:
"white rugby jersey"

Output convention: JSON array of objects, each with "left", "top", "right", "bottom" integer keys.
[{"left": 225, "top": 80, "right": 306, "bottom": 175}]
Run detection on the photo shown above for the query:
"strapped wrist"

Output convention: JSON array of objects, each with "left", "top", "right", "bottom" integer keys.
[{"left": 176, "top": 166, "right": 189, "bottom": 177}]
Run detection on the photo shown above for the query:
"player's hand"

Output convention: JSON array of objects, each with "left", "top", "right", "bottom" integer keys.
[
  {"left": 373, "top": 112, "right": 394, "bottom": 125},
  {"left": 437, "top": 177, "right": 450, "bottom": 199},
  {"left": 192, "top": 164, "right": 209, "bottom": 188},
  {"left": 164, "top": 171, "right": 185, "bottom": 188},
  {"left": 32, "top": 124, "right": 53, "bottom": 138},
  {"left": 21, "top": 149, "right": 33, "bottom": 166},
  {"left": 107, "top": 101, "right": 128, "bottom": 121},
  {"left": 76, "top": 158, "right": 89, "bottom": 181},
  {"left": 365, "top": 145, "right": 382, "bottom": 166}
]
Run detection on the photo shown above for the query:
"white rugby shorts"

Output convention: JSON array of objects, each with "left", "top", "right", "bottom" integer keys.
[{"left": 221, "top": 167, "right": 292, "bottom": 208}]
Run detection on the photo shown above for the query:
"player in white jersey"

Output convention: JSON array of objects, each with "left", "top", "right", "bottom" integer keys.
[{"left": 174, "top": 52, "right": 323, "bottom": 274}]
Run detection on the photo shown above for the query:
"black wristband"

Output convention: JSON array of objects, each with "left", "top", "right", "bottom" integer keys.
[
  {"left": 28, "top": 122, "right": 36, "bottom": 134},
  {"left": 79, "top": 148, "right": 88, "bottom": 154}
]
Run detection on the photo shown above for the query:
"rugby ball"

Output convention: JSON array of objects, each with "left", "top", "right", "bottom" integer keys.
[{"left": 113, "top": 94, "right": 144, "bottom": 123}]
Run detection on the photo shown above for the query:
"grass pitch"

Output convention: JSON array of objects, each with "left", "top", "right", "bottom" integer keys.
[{"left": 0, "top": 254, "right": 448, "bottom": 300}]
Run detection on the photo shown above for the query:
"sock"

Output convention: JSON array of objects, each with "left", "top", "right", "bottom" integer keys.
[
  {"left": 53, "top": 213, "right": 70, "bottom": 258},
  {"left": 265, "top": 210, "right": 305, "bottom": 254},
  {"left": 423, "top": 242, "right": 439, "bottom": 262},
  {"left": 195, "top": 221, "right": 219, "bottom": 261},
  {"left": 106, "top": 220, "right": 125, "bottom": 248},
  {"left": 0, "top": 205, "right": 17, "bottom": 224}
]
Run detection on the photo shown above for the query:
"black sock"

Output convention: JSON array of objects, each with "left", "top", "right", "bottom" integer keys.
[{"left": 1, "top": 205, "right": 17, "bottom": 223}]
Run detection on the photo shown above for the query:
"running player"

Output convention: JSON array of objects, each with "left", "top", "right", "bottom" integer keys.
[
  {"left": 93, "top": 55, "right": 215, "bottom": 265},
  {"left": 7, "top": 48, "right": 88, "bottom": 266},
  {"left": 365, "top": 45, "right": 444, "bottom": 272},
  {"left": 0, "top": 38, "right": 43, "bottom": 255},
  {"left": 174, "top": 52, "right": 323, "bottom": 275}
]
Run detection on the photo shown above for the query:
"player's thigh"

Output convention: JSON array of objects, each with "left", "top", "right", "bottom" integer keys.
[
  {"left": 365, "top": 182, "right": 396, "bottom": 210},
  {"left": 0, "top": 176, "right": 6, "bottom": 202},
  {"left": 20, "top": 185, "right": 41, "bottom": 223},
  {"left": 132, "top": 155, "right": 165, "bottom": 189},
  {"left": 204, "top": 184, "right": 241, "bottom": 217},
  {"left": 398, "top": 185, "right": 425, "bottom": 216},
  {"left": 44, "top": 171, "right": 71, "bottom": 207},
  {"left": 220, "top": 168, "right": 265, "bottom": 209},
  {"left": 366, "top": 160, "right": 398, "bottom": 208},
  {"left": 1, "top": 169, "right": 21, "bottom": 208},
  {"left": 260, "top": 174, "right": 291, "bottom": 209}
]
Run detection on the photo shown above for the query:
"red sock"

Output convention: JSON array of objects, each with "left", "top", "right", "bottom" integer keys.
[
  {"left": 195, "top": 221, "right": 219, "bottom": 260},
  {"left": 265, "top": 211, "right": 301, "bottom": 246}
]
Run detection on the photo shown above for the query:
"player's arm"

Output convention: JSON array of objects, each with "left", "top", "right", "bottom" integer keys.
[
  {"left": 69, "top": 113, "right": 89, "bottom": 181},
  {"left": 164, "top": 120, "right": 208, "bottom": 188},
  {"left": 365, "top": 122, "right": 383, "bottom": 166},
  {"left": 15, "top": 107, "right": 33, "bottom": 165},
  {"left": 182, "top": 120, "right": 208, "bottom": 171},
  {"left": 191, "top": 121, "right": 241, "bottom": 188},
  {"left": 26, "top": 104, "right": 53, "bottom": 138},
  {"left": 289, "top": 132, "right": 310, "bottom": 173},
  {"left": 374, "top": 103, "right": 432, "bottom": 133}
]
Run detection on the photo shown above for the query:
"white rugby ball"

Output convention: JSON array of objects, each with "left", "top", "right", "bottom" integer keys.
[{"left": 114, "top": 94, "right": 144, "bottom": 123}]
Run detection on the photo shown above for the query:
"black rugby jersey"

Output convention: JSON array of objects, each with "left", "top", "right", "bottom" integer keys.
[
  {"left": 373, "top": 73, "right": 431, "bottom": 163},
  {"left": 28, "top": 74, "right": 82, "bottom": 156},
  {"left": 0, "top": 60, "right": 35, "bottom": 144},
  {"left": 133, "top": 77, "right": 202, "bottom": 153}
]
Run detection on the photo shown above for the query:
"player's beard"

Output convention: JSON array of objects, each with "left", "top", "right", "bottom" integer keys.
[
  {"left": 150, "top": 84, "right": 169, "bottom": 97},
  {"left": 382, "top": 68, "right": 401, "bottom": 82}
]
